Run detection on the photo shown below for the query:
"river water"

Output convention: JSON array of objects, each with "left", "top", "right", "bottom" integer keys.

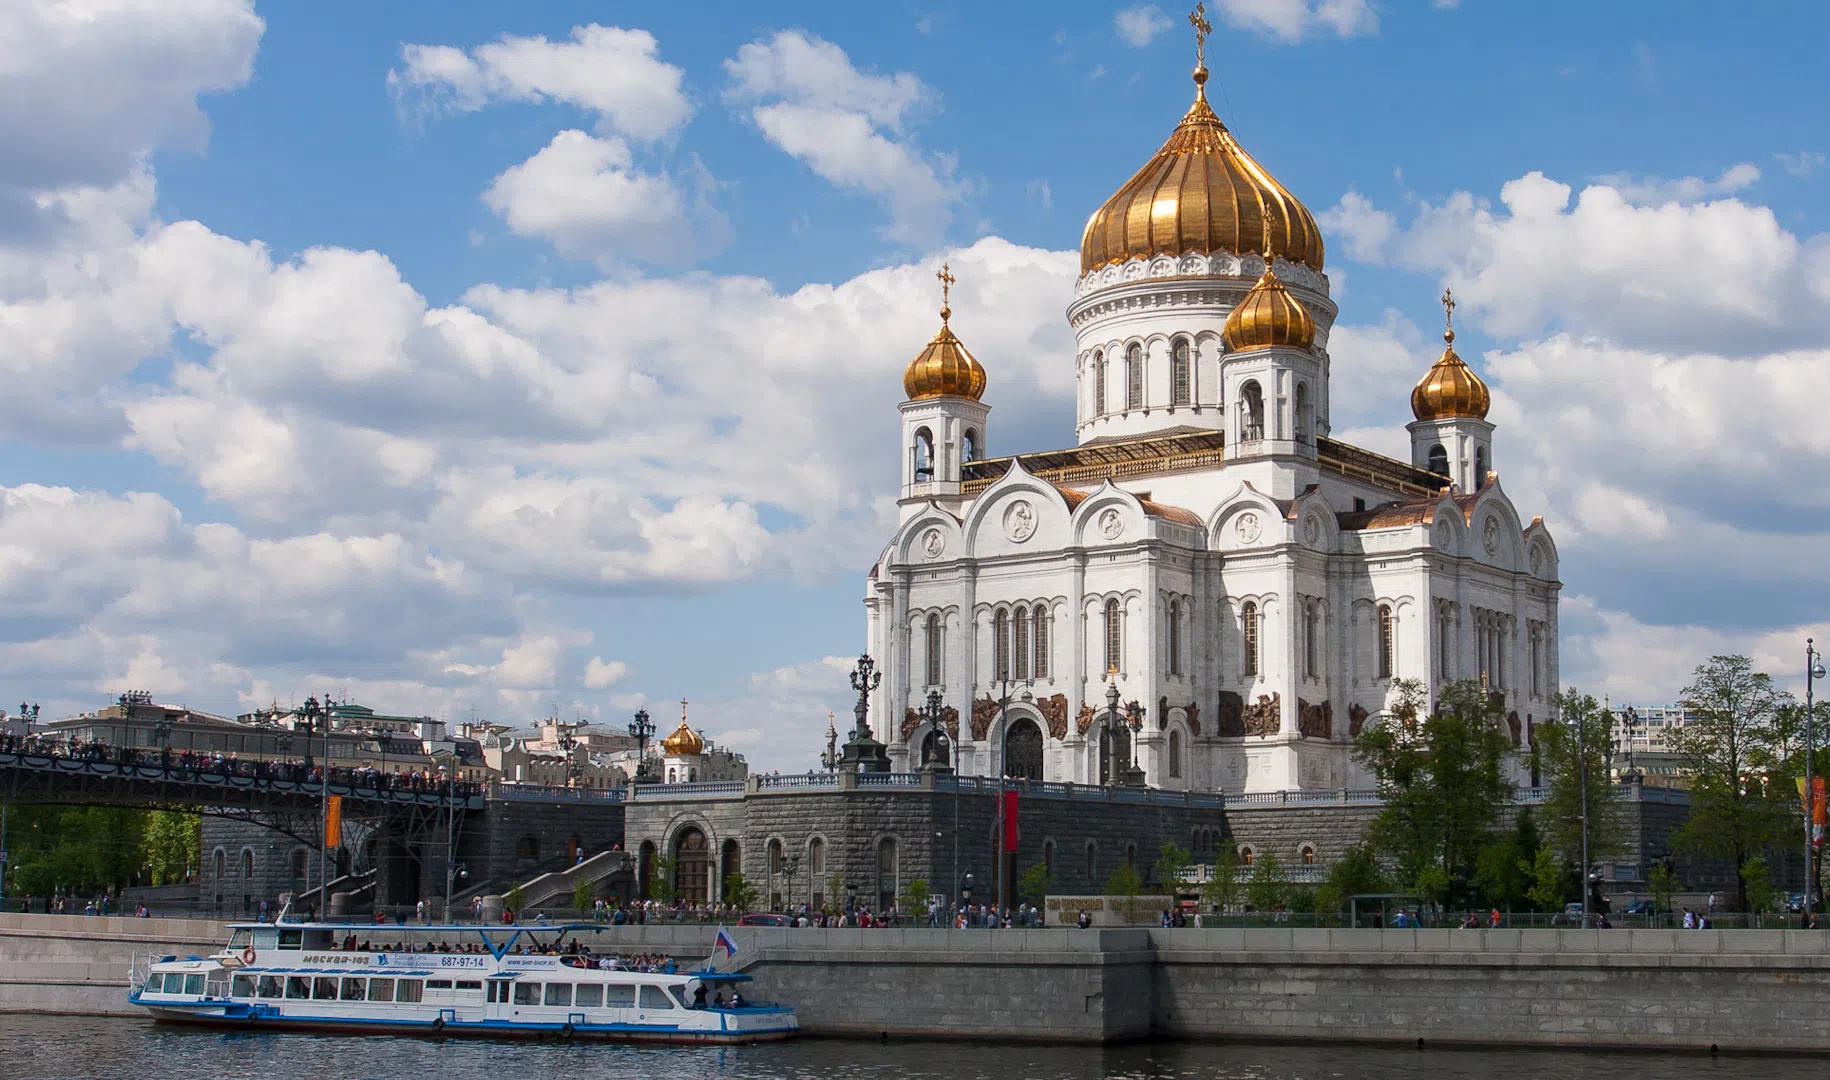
[{"left": 1, "top": 1016, "right": 1816, "bottom": 1079}]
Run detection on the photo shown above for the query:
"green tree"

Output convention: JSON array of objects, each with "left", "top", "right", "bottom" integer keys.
[
  {"left": 1536, "top": 690, "right": 1626, "bottom": 875},
  {"left": 647, "top": 853, "right": 676, "bottom": 904},
  {"left": 1667, "top": 655, "right": 1792, "bottom": 913},
  {"left": 1152, "top": 842, "right": 1190, "bottom": 895},
  {"left": 1201, "top": 844, "right": 1240, "bottom": 915},
  {"left": 901, "top": 877, "right": 933, "bottom": 915},
  {"left": 143, "top": 811, "right": 201, "bottom": 886},
  {"left": 824, "top": 873, "right": 843, "bottom": 915},
  {"left": 1741, "top": 856, "right": 1781, "bottom": 915},
  {"left": 1473, "top": 807, "right": 1539, "bottom": 911},
  {"left": 1523, "top": 846, "right": 1567, "bottom": 912},
  {"left": 572, "top": 874, "right": 595, "bottom": 913},
  {"left": 1104, "top": 863, "right": 1144, "bottom": 923},
  {"left": 721, "top": 869, "right": 758, "bottom": 913},
  {"left": 1015, "top": 863, "right": 1051, "bottom": 909},
  {"left": 504, "top": 881, "right": 527, "bottom": 916},
  {"left": 1246, "top": 852, "right": 1288, "bottom": 913},
  {"left": 1354, "top": 679, "right": 1516, "bottom": 908},
  {"left": 1648, "top": 862, "right": 1679, "bottom": 914},
  {"left": 1315, "top": 842, "right": 1384, "bottom": 914}
]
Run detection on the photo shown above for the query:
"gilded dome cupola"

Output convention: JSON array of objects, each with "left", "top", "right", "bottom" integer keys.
[
  {"left": 1411, "top": 288, "right": 1491, "bottom": 421},
  {"left": 902, "top": 263, "right": 987, "bottom": 402},
  {"left": 1079, "top": 8, "right": 1324, "bottom": 276},
  {"left": 661, "top": 720, "right": 704, "bottom": 757},
  {"left": 1222, "top": 257, "right": 1316, "bottom": 352}
]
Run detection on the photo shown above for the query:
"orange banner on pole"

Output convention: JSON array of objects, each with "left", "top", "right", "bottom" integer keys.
[
  {"left": 1797, "top": 777, "right": 1826, "bottom": 847},
  {"left": 325, "top": 794, "right": 343, "bottom": 848}
]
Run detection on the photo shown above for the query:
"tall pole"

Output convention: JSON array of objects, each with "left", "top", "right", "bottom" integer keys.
[
  {"left": 1807, "top": 638, "right": 1822, "bottom": 923},
  {"left": 993, "top": 677, "right": 1011, "bottom": 913},
  {"left": 1579, "top": 697, "right": 1592, "bottom": 926}
]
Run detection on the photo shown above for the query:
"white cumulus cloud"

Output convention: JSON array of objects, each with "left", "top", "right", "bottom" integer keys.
[
  {"left": 1115, "top": 6, "right": 1175, "bottom": 47},
  {"left": 1214, "top": 0, "right": 1378, "bottom": 43}
]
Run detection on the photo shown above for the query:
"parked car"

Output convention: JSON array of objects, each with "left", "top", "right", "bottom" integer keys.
[
  {"left": 1621, "top": 899, "right": 1658, "bottom": 917},
  {"left": 738, "top": 912, "right": 794, "bottom": 927},
  {"left": 1551, "top": 902, "right": 1586, "bottom": 925}
]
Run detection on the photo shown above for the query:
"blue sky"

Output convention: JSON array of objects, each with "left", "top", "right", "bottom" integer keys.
[{"left": 2, "top": 0, "right": 1827, "bottom": 768}]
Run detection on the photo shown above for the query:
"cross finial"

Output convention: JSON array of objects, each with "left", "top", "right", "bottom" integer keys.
[
  {"left": 1441, "top": 287, "right": 1456, "bottom": 345},
  {"left": 680, "top": 697, "right": 689, "bottom": 722},
  {"left": 1189, "top": 3, "right": 1212, "bottom": 97},
  {"left": 936, "top": 262, "right": 955, "bottom": 323}
]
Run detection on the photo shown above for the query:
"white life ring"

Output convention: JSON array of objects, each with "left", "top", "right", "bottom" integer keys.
[{"left": 241, "top": 945, "right": 257, "bottom": 965}]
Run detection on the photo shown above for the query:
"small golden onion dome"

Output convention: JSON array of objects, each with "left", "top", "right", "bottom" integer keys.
[
  {"left": 1079, "top": 68, "right": 1325, "bottom": 275},
  {"left": 902, "top": 269, "right": 987, "bottom": 401},
  {"left": 660, "top": 721, "right": 704, "bottom": 757},
  {"left": 1222, "top": 263, "right": 1316, "bottom": 352},
  {"left": 1411, "top": 290, "right": 1491, "bottom": 421}
]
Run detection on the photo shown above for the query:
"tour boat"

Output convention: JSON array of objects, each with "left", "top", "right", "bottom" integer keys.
[{"left": 128, "top": 921, "right": 796, "bottom": 1043}]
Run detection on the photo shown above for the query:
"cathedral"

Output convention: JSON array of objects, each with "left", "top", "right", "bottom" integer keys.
[{"left": 864, "top": 39, "right": 1560, "bottom": 794}]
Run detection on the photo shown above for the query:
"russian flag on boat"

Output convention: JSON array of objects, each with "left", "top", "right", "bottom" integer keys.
[{"left": 714, "top": 926, "right": 739, "bottom": 957}]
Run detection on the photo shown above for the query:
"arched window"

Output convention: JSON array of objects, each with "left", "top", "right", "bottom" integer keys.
[
  {"left": 240, "top": 849, "right": 254, "bottom": 880},
  {"left": 913, "top": 427, "right": 935, "bottom": 481},
  {"left": 1168, "top": 598, "right": 1182, "bottom": 676},
  {"left": 1303, "top": 602, "right": 1319, "bottom": 679},
  {"left": 1124, "top": 843, "right": 1137, "bottom": 869},
  {"left": 1240, "top": 845, "right": 1255, "bottom": 867},
  {"left": 993, "top": 609, "right": 1011, "bottom": 681},
  {"left": 1241, "top": 601, "right": 1260, "bottom": 677},
  {"left": 1171, "top": 339, "right": 1192, "bottom": 406},
  {"left": 1103, "top": 598, "right": 1122, "bottom": 674},
  {"left": 1126, "top": 343, "right": 1144, "bottom": 410},
  {"left": 1427, "top": 442, "right": 1449, "bottom": 478},
  {"left": 963, "top": 429, "right": 980, "bottom": 462},
  {"left": 876, "top": 837, "right": 900, "bottom": 912},
  {"left": 925, "top": 613, "right": 943, "bottom": 686},
  {"left": 1240, "top": 381, "right": 1265, "bottom": 442},
  {"left": 1438, "top": 604, "right": 1454, "bottom": 682},
  {"left": 1033, "top": 606, "right": 1050, "bottom": 679},
  {"left": 1168, "top": 729, "right": 1183, "bottom": 779},
  {"left": 809, "top": 837, "right": 825, "bottom": 874},
  {"left": 1293, "top": 382, "right": 1310, "bottom": 444},
  {"left": 1093, "top": 351, "right": 1106, "bottom": 416},
  {"left": 1378, "top": 604, "right": 1395, "bottom": 680},
  {"left": 1013, "top": 604, "right": 1030, "bottom": 680},
  {"left": 1300, "top": 844, "right": 1317, "bottom": 866},
  {"left": 1043, "top": 839, "right": 1056, "bottom": 881},
  {"left": 213, "top": 848, "right": 226, "bottom": 880},
  {"left": 289, "top": 849, "right": 308, "bottom": 892},
  {"left": 1085, "top": 842, "right": 1098, "bottom": 881},
  {"left": 1475, "top": 445, "right": 1489, "bottom": 487}
]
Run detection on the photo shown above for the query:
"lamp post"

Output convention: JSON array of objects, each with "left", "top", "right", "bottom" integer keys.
[
  {"left": 1806, "top": 639, "right": 1826, "bottom": 922},
  {"left": 299, "top": 695, "right": 331, "bottom": 910},
  {"left": 782, "top": 853, "right": 801, "bottom": 914},
  {"left": 628, "top": 709, "right": 655, "bottom": 783},
  {"left": 557, "top": 719, "right": 590, "bottom": 787},
  {"left": 993, "top": 676, "right": 1014, "bottom": 912},
  {"left": 837, "top": 654, "right": 890, "bottom": 773},
  {"left": 1579, "top": 697, "right": 1592, "bottom": 927}
]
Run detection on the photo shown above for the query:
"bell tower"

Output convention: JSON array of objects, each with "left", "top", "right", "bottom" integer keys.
[
  {"left": 1407, "top": 289, "right": 1494, "bottom": 492},
  {"left": 900, "top": 264, "right": 990, "bottom": 520}
]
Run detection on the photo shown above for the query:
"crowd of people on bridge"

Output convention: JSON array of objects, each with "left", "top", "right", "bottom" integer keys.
[{"left": 0, "top": 731, "right": 482, "bottom": 799}]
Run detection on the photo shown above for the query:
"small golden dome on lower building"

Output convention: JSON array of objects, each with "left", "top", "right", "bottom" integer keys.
[
  {"left": 903, "top": 263, "right": 987, "bottom": 401},
  {"left": 661, "top": 721, "right": 704, "bottom": 757},
  {"left": 1411, "top": 289, "right": 1491, "bottom": 421},
  {"left": 1222, "top": 263, "right": 1316, "bottom": 352}
]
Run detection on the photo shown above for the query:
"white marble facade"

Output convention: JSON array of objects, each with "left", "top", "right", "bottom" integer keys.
[{"left": 863, "top": 123, "right": 1559, "bottom": 797}]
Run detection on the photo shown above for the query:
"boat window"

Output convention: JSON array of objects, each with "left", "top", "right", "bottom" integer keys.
[
  {"left": 257, "top": 976, "right": 283, "bottom": 999},
  {"left": 368, "top": 979, "right": 395, "bottom": 1003},
  {"left": 183, "top": 974, "right": 206, "bottom": 996},
  {"left": 207, "top": 980, "right": 229, "bottom": 999},
  {"left": 669, "top": 985, "right": 696, "bottom": 1009},
  {"left": 425, "top": 980, "right": 453, "bottom": 990},
  {"left": 485, "top": 982, "right": 500, "bottom": 1004},
  {"left": 231, "top": 975, "right": 256, "bottom": 998},
  {"left": 574, "top": 984, "right": 603, "bottom": 1008},
  {"left": 228, "top": 931, "right": 253, "bottom": 950},
  {"left": 455, "top": 981, "right": 482, "bottom": 992},
  {"left": 285, "top": 977, "right": 312, "bottom": 999},
  {"left": 278, "top": 930, "right": 303, "bottom": 950},
  {"left": 544, "top": 984, "right": 571, "bottom": 1007},
  {"left": 313, "top": 977, "right": 339, "bottom": 1000},
  {"left": 159, "top": 973, "right": 182, "bottom": 994},
  {"left": 513, "top": 982, "right": 540, "bottom": 1006},
  {"left": 395, "top": 980, "right": 423, "bottom": 1004},
  {"left": 603, "top": 985, "right": 635, "bottom": 1007},
  {"left": 639, "top": 985, "right": 673, "bottom": 1010},
  {"left": 340, "top": 978, "right": 366, "bottom": 1001}
]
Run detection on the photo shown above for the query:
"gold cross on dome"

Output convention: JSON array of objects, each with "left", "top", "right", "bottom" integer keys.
[
  {"left": 1189, "top": 3, "right": 1212, "bottom": 68},
  {"left": 1441, "top": 287, "right": 1457, "bottom": 342},
  {"left": 936, "top": 262, "right": 955, "bottom": 320},
  {"left": 680, "top": 697, "right": 689, "bottom": 721}
]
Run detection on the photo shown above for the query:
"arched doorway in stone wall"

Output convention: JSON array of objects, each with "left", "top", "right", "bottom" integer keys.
[
  {"left": 674, "top": 827, "right": 710, "bottom": 905},
  {"left": 1004, "top": 717, "right": 1043, "bottom": 780},
  {"left": 720, "top": 839, "right": 741, "bottom": 904}
]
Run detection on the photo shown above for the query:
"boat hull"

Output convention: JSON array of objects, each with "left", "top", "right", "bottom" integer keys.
[{"left": 140, "top": 1004, "right": 796, "bottom": 1044}]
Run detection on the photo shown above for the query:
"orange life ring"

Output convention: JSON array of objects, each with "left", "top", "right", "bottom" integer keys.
[{"left": 241, "top": 945, "right": 257, "bottom": 965}]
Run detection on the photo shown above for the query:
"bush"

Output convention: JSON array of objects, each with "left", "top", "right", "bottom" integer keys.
[
  {"left": 1742, "top": 856, "right": 1781, "bottom": 914},
  {"left": 504, "top": 882, "right": 526, "bottom": 915},
  {"left": 722, "top": 870, "right": 759, "bottom": 913},
  {"left": 1105, "top": 863, "right": 1144, "bottom": 923},
  {"left": 1246, "top": 852, "right": 1288, "bottom": 913},
  {"left": 572, "top": 875, "right": 594, "bottom": 913}
]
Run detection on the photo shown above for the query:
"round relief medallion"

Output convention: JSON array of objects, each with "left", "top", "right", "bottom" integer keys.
[
  {"left": 1433, "top": 519, "right": 1453, "bottom": 551},
  {"left": 1303, "top": 515, "right": 1320, "bottom": 547},
  {"left": 921, "top": 529, "right": 945, "bottom": 560},
  {"left": 1003, "top": 500, "right": 1037, "bottom": 543},
  {"left": 1482, "top": 517, "right": 1501, "bottom": 556},
  {"left": 1235, "top": 513, "right": 1262, "bottom": 545},
  {"left": 1530, "top": 545, "right": 1544, "bottom": 575},
  {"left": 1098, "top": 508, "right": 1124, "bottom": 540}
]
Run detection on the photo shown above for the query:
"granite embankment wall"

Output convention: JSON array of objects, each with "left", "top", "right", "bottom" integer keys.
[
  {"left": 0, "top": 913, "right": 222, "bottom": 1016},
  {"left": 6, "top": 916, "right": 1830, "bottom": 1051}
]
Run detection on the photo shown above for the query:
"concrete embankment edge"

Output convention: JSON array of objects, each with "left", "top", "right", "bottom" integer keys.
[{"left": 6, "top": 916, "right": 1830, "bottom": 1051}]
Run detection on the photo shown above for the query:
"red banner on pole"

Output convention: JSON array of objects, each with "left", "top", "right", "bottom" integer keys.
[{"left": 1002, "top": 789, "right": 1019, "bottom": 852}]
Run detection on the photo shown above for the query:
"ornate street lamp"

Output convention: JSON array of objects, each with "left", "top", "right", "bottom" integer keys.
[
  {"left": 836, "top": 654, "right": 891, "bottom": 773},
  {"left": 557, "top": 719, "right": 590, "bottom": 787},
  {"left": 628, "top": 709, "right": 656, "bottom": 784},
  {"left": 1806, "top": 639, "right": 1827, "bottom": 921},
  {"left": 916, "top": 690, "right": 951, "bottom": 771}
]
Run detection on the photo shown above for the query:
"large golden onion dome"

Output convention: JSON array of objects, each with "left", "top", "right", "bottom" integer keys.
[
  {"left": 902, "top": 263, "right": 987, "bottom": 401},
  {"left": 660, "top": 721, "right": 704, "bottom": 757},
  {"left": 1411, "top": 289, "right": 1491, "bottom": 421},
  {"left": 1079, "top": 65, "right": 1325, "bottom": 275},
  {"left": 1222, "top": 261, "right": 1316, "bottom": 352}
]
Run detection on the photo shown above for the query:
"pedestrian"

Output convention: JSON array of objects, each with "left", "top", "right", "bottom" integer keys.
[{"left": 1489, "top": 908, "right": 1501, "bottom": 928}]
